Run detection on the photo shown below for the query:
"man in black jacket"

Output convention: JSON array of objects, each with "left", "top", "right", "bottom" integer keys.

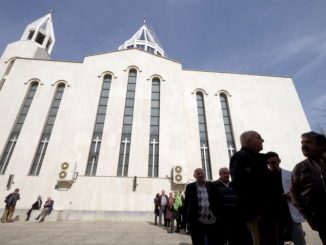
[
  {"left": 1, "top": 188, "right": 20, "bottom": 223},
  {"left": 184, "top": 168, "right": 222, "bottom": 245},
  {"left": 25, "top": 195, "right": 42, "bottom": 221},
  {"left": 230, "top": 131, "right": 279, "bottom": 245}
]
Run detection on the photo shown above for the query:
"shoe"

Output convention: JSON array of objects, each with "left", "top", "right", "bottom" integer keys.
[
  {"left": 35, "top": 217, "right": 39, "bottom": 220},
  {"left": 175, "top": 230, "right": 180, "bottom": 233},
  {"left": 167, "top": 230, "right": 173, "bottom": 233},
  {"left": 39, "top": 219, "right": 44, "bottom": 222}
]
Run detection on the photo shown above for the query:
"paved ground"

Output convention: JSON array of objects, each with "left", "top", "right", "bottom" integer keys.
[{"left": 0, "top": 220, "right": 322, "bottom": 245}]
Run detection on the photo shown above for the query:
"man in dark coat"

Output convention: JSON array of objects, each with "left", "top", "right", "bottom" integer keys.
[
  {"left": 291, "top": 131, "right": 326, "bottom": 244},
  {"left": 230, "top": 131, "right": 279, "bottom": 245},
  {"left": 26, "top": 195, "right": 42, "bottom": 221},
  {"left": 184, "top": 168, "right": 222, "bottom": 245},
  {"left": 1, "top": 188, "right": 20, "bottom": 223},
  {"left": 215, "top": 167, "right": 252, "bottom": 245}
]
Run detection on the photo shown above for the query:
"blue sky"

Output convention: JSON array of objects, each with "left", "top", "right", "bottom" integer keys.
[{"left": 0, "top": 0, "right": 325, "bottom": 132}]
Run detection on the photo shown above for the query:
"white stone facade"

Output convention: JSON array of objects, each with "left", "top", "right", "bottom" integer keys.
[{"left": 0, "top": 16, "right": 310, "bottom": 221}]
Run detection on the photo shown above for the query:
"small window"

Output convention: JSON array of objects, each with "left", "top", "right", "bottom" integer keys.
[
  {"left": 35, "top": 32, "right": 46, "bottom": 45},
  {"left": 46, "top": 38, "right": 52, "bottom": 51},
  {"left": 27, "top": 30, "right": 35, "bottom": 40}
]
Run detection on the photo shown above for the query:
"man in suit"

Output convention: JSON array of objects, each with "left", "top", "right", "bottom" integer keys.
[
  {"left": 25, "top": 195, "right": 42, "bottom": 221},
  {"left": 184, "top": 168, "right": 222, "bottom": 245}
]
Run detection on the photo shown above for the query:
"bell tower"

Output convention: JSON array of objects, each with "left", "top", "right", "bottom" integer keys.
[{"left": 1, "top": 12, "right": 55, "bottom": 60}]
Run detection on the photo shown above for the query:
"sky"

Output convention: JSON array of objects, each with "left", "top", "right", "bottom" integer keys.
[{"left": 0, "top": 0, "right": 325, "bottom": 133}]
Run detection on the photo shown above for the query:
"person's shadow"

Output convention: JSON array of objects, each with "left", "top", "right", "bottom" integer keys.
[{"left": 178, "top": 243, "right": 191, "bottom": 245}]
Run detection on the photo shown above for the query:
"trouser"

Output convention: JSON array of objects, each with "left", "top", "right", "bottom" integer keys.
[
  {"left": 221, "top": 216, "right": 252, "bottom": 245},
  {"left": 246, "top": 216, "right": 280, "bottom": 245},
  {"left": 1, "top": 206, "right": 15, "bottom": 222},
  {"left": 158, "top": 205, "right": 166, "bottom": 226},
  {"left": 26, "top": 208, "right": 37, "bottom": 221},
  {"left": 290, "top": 222, "right": 306, "bottom": 245},
  {"left": 189, "top": 222, "right": 223, "bottom": 245},
  {"left": 36, "top": 207, "right": 51, "bottom": 221},
  {"left": 317, "top": 221, "right": 326, "bottom": 245}
]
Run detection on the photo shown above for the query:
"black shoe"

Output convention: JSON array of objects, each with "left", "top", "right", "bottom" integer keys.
[
  {"left": 39, "top": 219, "right": 44, "bottom": 222},
  {"left": 175, "top": 230, "right": 180, "bottom": 233}
]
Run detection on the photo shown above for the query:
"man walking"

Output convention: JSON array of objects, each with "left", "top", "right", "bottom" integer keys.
[
  {"left": 230, "top": 131, "right": 279, "bottom": 245},
  {"left": 291, "top": 131, "right": 326, "bottom": 244},
  {"left": 1, "top": 188, "right": 20, "bottom": 223},
  {"left": 184, "top": 168, "right": 222, "bottom": 245},
  {"left": 267, "top": 151, "right": 306, "bottom": 245}
]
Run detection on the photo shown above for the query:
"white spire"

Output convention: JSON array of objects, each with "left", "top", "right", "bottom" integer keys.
[
  {"left": 118, "top": 23, "right": 165, "bottom": 57},
  {"left": 21, "top": 13, "right": 55, "bottom": 55}
]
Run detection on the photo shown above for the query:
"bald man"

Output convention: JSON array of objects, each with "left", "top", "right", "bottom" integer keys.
[{"left": 230, "top": 131, "right": 279, "bottom": 245}]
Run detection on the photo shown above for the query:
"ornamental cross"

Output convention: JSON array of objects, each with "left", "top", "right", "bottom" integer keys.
[
  {"left": 201, "top": 144, "right": 208, "bottom": 179},
  {"left": 150, "top": 138, "right": 158, "bottom": 177},
  {"left": 121, "top": 137, "right": 131, "bottom": 176},
  {"left": 227, "top": 145, "right": 235, "bottom": 156},
  {"left": 0, "top": 136, "right": 18, "bottom": 173},
  {"left": 34, "top": 137, "right": 49, "bottom": 175},
  {"left": 93, "top": 136, "right": 102, "bottom": 153}
]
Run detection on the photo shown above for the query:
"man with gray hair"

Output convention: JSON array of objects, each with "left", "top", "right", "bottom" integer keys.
[{"left": 230, "top": 131, "right": 279, "bottom": 245}]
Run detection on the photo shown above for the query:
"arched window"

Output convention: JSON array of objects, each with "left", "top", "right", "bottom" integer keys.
[
  {"left": 29, "top": 83, "right": 65, "bottom": 176},
  {"left": 220, "top": 93, "right": 236, "bottom": 158},
  {"left": 117, "top": 69, "right": 137, "bottom": 177},
  {"left": 196, "top": 92, "right": 212, "bottom": 180},
  {"left": 85, "top": 75, "right": 112, "bottom": 176},
  {"left": 148, "top": 78, "right": 160, "bottom": 177},
  {"left": 0, "top": 82, "right": 39, "bottom": 174}
]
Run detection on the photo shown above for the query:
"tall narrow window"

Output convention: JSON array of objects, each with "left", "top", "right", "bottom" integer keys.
[
  {"left": 85, "top": 75, "right": 112, "bottom": 176},
  {"left": 196, "top": 92, "right": 212, "bottom": 180},
  {"left": 0, "top": 82, "right": 39, "bottom": 174},
  {"left": 220, "top": 94, "right": 236, "bottom": 158},
  {"left": 29, "top": 83, "right": 65, "bottom": 176},
  {"left": 117, "top": 70, "right": 137, "bottom": 177},
  {"left": 148, "top": 78, "right": 160, "bottom": 177}
]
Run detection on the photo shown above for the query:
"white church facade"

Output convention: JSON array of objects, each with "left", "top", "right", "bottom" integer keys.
[{"left": 0, "top": 13, "right": 310, "bottom": 221}]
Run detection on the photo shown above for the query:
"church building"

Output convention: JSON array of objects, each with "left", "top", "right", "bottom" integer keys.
[{"left": 0, "top": 13, "right": 310, "bottom": 221}]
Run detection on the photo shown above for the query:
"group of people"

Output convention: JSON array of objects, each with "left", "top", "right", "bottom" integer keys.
[
  {"left": 1, "top": 189, "right": 54, "bottom": 223},
  {"left": 179, "top": 130, "right": 326, "bottom": 245},
  {"left": 154, "top": 190, "right": 185, "bottom": 233}
]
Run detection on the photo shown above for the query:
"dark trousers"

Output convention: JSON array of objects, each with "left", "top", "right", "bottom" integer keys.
[
  {"left": 221, "top": 215, "right": 252, "bottom": 245},
  {"left": 317, "top": 220, "right": 326, "bottom": 245},
  {"left": 246, "top": 216, "right": 280, "bottom": 245},
  {"left": 26, "top": 208, "right": 38, "bottom": 221},
  {"left": 189, "top": 222, "right": 223, "bottom": 245}
]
